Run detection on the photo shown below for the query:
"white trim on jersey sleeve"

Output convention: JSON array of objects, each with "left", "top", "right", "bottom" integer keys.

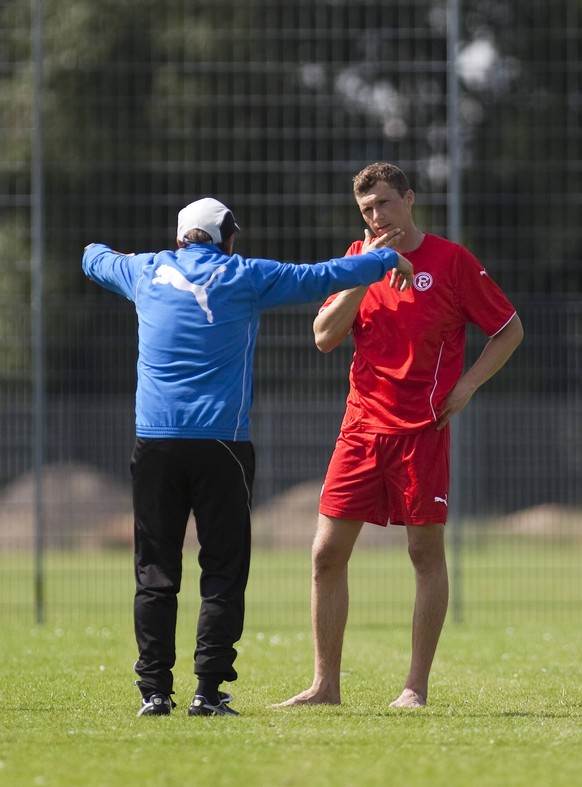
[{"left": 488, "top": 311, "right": 517, "bottom": 339}]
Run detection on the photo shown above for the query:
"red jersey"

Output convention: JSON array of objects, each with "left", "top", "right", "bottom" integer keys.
[{"left": 321, "top": 233, "right": 517, "bottom": 434}]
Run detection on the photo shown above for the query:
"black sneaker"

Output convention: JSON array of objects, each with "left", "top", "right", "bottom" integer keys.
[
  {"left": 188, "top": 693, "right": 239, "bottom": 716},
  {"left": 137, "top": 693, "right": 176, "bottom": 717}
]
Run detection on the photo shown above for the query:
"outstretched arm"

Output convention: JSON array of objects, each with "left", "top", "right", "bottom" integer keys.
[
  {"left": 435, "top": 313, "right": 524, "bottom": 430},
  {"left": 82, "top": 243, "right": 151, "bottom": 300}
]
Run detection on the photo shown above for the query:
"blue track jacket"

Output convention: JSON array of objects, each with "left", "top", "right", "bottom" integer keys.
[{"left": 82, "top": 242, "right": 399, "bottom": 440}]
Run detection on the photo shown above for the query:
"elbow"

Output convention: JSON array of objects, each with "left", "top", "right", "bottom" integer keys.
[
  {"left": 314, "top": 324, "right": 351, "bottom": 353},
  {"left": 313, "top": 313, "right": 349, "bottom": 352},
  {"left": 314, "top": 331, "right": 335, "bottom": 353},
  {"left": 313, "top": 317, "right": 334, "bottom": 353},
  {"left": 513, "top": 315, "right": 525, "bottom": 348},
  {"left": 314, "top": 322, "right": 342, "bottom": 353},
  {"left": 516, "top": 326, "right": 524, "bottom": 348}
]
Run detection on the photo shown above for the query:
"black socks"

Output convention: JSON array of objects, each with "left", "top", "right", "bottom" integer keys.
[{"left": 196, "top": 677, "right": 221, "bottom": 705}]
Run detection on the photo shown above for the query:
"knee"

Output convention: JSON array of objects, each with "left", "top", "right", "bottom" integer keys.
[
  {"left": 408, "top": 543, "right": 431, "bottom": 574},
  {"left": 312, "top": 538, "right": 347, "bottom": 579},
  {"left": 407, "top": 536, "right": 446, "bottom": 575},
  {"left": 311, "top": 516, "right": 359, "bottom": 580}
]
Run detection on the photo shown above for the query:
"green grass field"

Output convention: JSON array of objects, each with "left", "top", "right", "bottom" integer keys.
[{"left": 1, "top": 543, "right": 581, "bottom": 786}]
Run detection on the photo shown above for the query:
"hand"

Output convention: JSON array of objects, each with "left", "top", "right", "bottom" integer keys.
[
  {"left": 435, "top": 380, "right": 476, "bottom": 430},
  {"left": 362, "top": 227, "right": 405, "bottom": 253},
  {"left": 362, "top": 229, "right": 412, "bottom": 291},
  {"left": 389, "top": 254, "right": 413, "bottom": 291}
]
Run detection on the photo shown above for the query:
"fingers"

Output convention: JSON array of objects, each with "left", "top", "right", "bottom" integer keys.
[
  {"left": 361, "top": 229, "right": 373, "bottom": 252},
  {"left": 391, "top": 256, "right": 413, "bottom": 290},
  {"left": 389, "top": 269, "right": 412, "bottom": 291},
  {"left": 378, "top": 229, "right": 404, "bottom": 249},
  {"left": 364, "top": 228, "right": 405, "bottom": 251},
  {"left": 386, "top": 228, "right": 405, "bottom": 247},
  {"left": 435, "top": 409, "right": 452, "bottom": 430}
]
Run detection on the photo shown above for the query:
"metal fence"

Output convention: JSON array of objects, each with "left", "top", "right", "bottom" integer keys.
[
  {"left": 0, "top": 0, "right": 581, "bottom": 625},
  {"left": 1, "top": 293, "right": 581, "bottom": 625}
]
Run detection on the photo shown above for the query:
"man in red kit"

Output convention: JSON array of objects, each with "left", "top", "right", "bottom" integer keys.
[{"left": 275, "top": 162, "right": 524, "bottom": 709}]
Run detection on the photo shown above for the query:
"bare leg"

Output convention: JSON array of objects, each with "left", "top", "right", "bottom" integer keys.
[
  {"left": 390, "top": 523, "right": 448, "bottom": 708},
  {"left": 272, "top": 515, "right": 362, "bottom": 706}
]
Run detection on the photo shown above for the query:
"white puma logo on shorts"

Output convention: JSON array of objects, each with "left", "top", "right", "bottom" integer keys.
[
  {"left": 434, "top": 494, "right": 448, "bottom": 506},
  {"left": 152, "top": 264, "right": 226, "bottom": 323}
]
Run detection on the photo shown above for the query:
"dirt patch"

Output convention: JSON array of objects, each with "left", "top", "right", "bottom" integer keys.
[
  {"left": 252, "top": 486, "right": 582, "bottom": 546},
  {"left": 0, "top": 463, "right": 132, "bottom": 550},
  {"left": 4, "top": 466, "right": 574, "bottom": 553},
  {"left": 498, "top": 503, "right": 582, "bottom": 537},
  {"left": 251, "top": 479, "right": 406, "bottom": 549}
]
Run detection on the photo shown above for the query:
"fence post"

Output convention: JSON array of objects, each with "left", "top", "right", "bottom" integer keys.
[
  {"left": 31, "top": 0, "right": 45, "bottom": 625},
  {"left": 447, "top": 0, "right": 463, "bottom": 623}
]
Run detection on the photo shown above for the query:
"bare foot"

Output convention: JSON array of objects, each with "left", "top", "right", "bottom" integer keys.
[
  {"left": 270, "top": 689, "right": 341, "bottom": 707},
  {"left": 389, "top": 689, "right": 426, "bottom": 708}
]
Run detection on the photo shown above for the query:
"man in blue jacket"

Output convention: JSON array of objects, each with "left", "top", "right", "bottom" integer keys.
[{"left": 82, "top": 197, "right": 412, "bottom": 717}]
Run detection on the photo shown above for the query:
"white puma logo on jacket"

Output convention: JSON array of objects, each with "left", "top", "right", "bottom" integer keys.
[{"left": 152, "top": 264, "right": 227, "bottom": 323}]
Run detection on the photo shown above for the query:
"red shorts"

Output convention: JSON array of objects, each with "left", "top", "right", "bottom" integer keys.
[{"left": 319, "top": 425, "right": 450, "bottom": 527}]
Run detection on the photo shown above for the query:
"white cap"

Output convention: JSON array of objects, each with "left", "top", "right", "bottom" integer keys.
[{"left": 176, "top": 197, "right": 240, "bottom": 245}]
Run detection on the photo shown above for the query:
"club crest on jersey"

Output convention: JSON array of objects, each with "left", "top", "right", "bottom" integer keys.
[{"left": 413, "top": 272, "right": 433, "bottom": 291}]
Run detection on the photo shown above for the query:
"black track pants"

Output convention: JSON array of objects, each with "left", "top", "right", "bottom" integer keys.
[{"left": 131, "top": 437, "right": 254, "bottom": 697}]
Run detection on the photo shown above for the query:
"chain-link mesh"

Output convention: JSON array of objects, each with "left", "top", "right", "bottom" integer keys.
[{"left": 0, "top": 0, "right": 581, "bottom": 625}]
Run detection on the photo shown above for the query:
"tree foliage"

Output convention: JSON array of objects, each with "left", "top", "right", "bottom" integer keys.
[{"left": 0, "top": 0, "right": 579, "bottom": 389}]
